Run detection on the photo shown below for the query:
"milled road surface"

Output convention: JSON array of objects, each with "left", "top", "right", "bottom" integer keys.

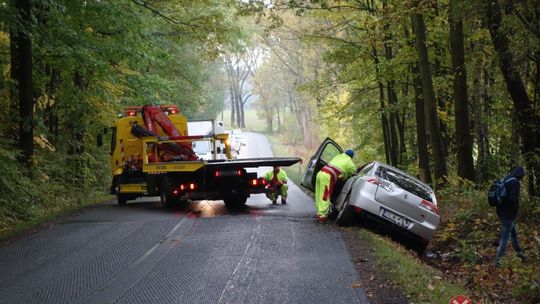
[{"left": 0, "top": 132, "right": 369, "bottom": 304}]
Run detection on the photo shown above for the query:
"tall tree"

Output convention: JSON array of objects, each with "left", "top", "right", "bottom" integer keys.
[
  {"left": 449, "top": 0, "right": 475, "bottom": 181},
  {"left": 413, "top": 63, "right": 432, "bottom": 184},
  {"left": 484, "top": 0, "right": 540, "bottom": 194},
  {"left": 411, "top": 10, "right": 448, "bottom": 184},
  {"left": 13, "top": 0, "right": 34, "bottom": 168}
]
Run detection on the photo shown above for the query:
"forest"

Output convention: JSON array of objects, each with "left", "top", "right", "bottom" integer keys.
[{"left": 1, "top": 0, "right": 539, "bottom": 302}]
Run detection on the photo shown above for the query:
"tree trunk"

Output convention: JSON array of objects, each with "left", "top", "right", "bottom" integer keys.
[
  {"left": 15, "top": 0, "right": 34, "bottom": 168},
  {"left": 46, "top": 68, "right": 60, "bottom": 145},
  {"left": 411, "top": 12, "right": 448, "bottom": 185},
  {"left": 238, "top": 97, "right": 245, "bottom": 128},
  {"left": 387, "top": 81, "right": 400, "bottom": 166},
  {"left": 229, "top": 87, "right": 236, "bottom": 127},
  {"left": 372, "top": 47, "right": 392, "bottom": 165},
  {"left": 9, "top": 28, "right": 19, "bottom": 142},
  {"left": 485, "top": 0, "right": 540, "bottom": 195},
  {"left": 449, "top": 0, "right": 475, "bottom": 181},
  {"left": 472, "top": 54, "right": 491, "bottom": 183},
  {"left": 276, "top": 104, "right": 281, "bottom": 133},
  {"left": 413, "top": 64, "right": 432, "bottom": 184},
  {"left": 379, "top": 81, "right": 392, "bottom": 165},
  {"left": 234, "top": 93, "right": 242, "bottom": 127}
]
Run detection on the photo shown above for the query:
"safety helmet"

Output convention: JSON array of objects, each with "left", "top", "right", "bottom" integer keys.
[{"left": 345, "top": 149, "right": 354, "bottom": 158}]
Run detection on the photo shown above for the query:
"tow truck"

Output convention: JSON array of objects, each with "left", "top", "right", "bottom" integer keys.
[{"left": 99, "top": 104, "right": 300, "bottom": 210}]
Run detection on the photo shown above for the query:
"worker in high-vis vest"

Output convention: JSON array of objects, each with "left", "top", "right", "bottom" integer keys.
[
  {"left": 263, "top": 166, "right": 288, "bottom": 204},
  {"left": 315, "top": 149, "right": 356, "bottom": 223}
]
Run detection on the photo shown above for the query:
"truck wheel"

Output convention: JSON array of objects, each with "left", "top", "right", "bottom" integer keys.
[
  {"left": 117, "top": 193, "right": 128, "bottom": 206},
  {"left": 335, "top": 193, "right": 356, "bottom": 227},
  {"left": 117, "top": 193, "right": 137, "bottom": 206},
  {"left": 159, "top": 180, "right": 180, "bottom": 208},
  {"left": 223, "top": 194, "right": 247, "bottom": 211},
  {"left": 159, "top": 186, "right": 176, "bottom": 208}
]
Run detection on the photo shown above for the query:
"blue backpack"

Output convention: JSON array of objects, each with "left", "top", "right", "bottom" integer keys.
[{"left": 487, "top": 177, "right": 517, "bottom": 207}]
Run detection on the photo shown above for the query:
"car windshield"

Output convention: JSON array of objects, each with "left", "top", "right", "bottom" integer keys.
[{"left": 376, "top": 167, "right": 433, "bottom": 202}]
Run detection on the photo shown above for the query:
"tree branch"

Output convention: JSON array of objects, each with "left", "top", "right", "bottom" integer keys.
[{"left": 131, "top": 0, "right": 203, "bottom": 30}]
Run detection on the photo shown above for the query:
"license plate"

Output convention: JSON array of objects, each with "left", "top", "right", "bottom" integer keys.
[{"left": 380, "top": 208, "right": 411, "bottom": 228}]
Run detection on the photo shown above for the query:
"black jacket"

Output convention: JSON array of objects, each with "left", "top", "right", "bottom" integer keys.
[{"left": 496, "top": 166, "right": 525, "bottom": 220}]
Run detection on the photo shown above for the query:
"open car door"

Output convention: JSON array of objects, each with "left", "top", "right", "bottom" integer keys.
[{"left": 301, "top": 138, "right": 343, "bottom": 191}]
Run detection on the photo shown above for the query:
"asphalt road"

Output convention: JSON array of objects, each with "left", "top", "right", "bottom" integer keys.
[{"left": 0, "top": 132, "right": 369, "bottom": 304}]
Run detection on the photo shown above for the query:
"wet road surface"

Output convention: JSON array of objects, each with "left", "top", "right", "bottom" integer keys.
[{"left": 0, "top": 132, "right": 369, "bottom": 304}]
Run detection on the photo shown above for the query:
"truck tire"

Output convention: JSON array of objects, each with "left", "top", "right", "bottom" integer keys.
[
  {"left": 335, "top": 193, "right": 356, "bottom": 227},
  {"left": 159, "top": 180, "right": 181, "bottom": 208},
  {"left": 117, "top": 193, "right": 128, "bottom": 206},
  {"left": 223, "top": 194, "right": 247, "bottom": 211}
]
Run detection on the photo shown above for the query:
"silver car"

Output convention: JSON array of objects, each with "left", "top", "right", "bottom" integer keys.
[{"left": 302, "top": 138, "right": 440, "bottom": 252}]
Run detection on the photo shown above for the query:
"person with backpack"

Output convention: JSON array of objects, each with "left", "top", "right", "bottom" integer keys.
[{"left": 494, "top": 166, "right": 527, "bottom": 268}]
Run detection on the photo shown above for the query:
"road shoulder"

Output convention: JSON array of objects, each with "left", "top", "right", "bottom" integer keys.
[{"left": 340, "top": 226, "right": 409, "bottom": 304}]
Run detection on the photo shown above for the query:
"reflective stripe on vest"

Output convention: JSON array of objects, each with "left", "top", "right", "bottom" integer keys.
[{"left": 321, "top": 164, "right": 341, "bottom": 182}]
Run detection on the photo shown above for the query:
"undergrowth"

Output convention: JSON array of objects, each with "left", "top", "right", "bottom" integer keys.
[
  {"left": 429, "top": 178, "right": 540, "bottom": 303},
  {"left": 0, "top": 143, "right": 111, "bottom": 238}
]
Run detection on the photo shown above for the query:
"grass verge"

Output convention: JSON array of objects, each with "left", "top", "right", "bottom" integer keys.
[{"left": 357, "top": 228, "right": 470, "bottom": 304}]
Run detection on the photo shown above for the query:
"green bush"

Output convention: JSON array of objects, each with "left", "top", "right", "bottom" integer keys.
[{"left": 0, "top": 142, "right": 110, "bottom": 235}]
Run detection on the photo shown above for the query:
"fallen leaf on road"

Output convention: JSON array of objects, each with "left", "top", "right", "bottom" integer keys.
[{"left": 351, "top": 283, "right": 362, "bottom": 288}]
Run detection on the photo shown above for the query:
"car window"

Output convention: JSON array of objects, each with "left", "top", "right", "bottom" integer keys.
[
  {"left": 376, "top": 167, "right": 433, "bottom": 202},
  {"left": 320, "top": 143, "right": 341, "bottom": 163},
  {"left": 357, "top": 163, "right": 374, "bottom": 176}
]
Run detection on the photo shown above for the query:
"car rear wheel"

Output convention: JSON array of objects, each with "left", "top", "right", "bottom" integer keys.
[
  {"left": 335, "top": 192, "right": 356, "bottom": 226},
  {"left": 415, "top": 239, "right": 429, "bottom": 255}
]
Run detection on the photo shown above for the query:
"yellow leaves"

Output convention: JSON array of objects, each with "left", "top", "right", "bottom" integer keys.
[
  {"left": 0, "top": 31, "right": 9, "bottom": 45},
  {"left": 115, "top": 61, "right": 141, "bottom": 77},
  {"left": 34, "top": 135, "right": 55, "bottom": 152},
  {"left": 102, "top": 80, "right": 126, "bottom": 98},
  {"left": 35, "top": 94, "right": 55, "bottom": 111}
]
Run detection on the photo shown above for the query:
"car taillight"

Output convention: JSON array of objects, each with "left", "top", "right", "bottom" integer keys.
[
  {"left": 189, "top": 183, "right": 196, "bottom": 190},
  {"left": 367, "top": 177, "right": 379, "bottom": 185},
  {"left": 353, "top": 207, "right": 363, "bottom": 214},
  {"left": 251, "top": 179, "right": 258, "bottom": 186},
  {"left": 179, "top": 184, "right": 186, "bottom": 191},
  {"left": 215, "top": 171, "right": 220, "bottom": 177},
  {"left": 172, "top": 189, "right": 179, "bottom": 196},
  {"left": 237, "top": 170, "right": 243, "bottom": 176},
  {"left": 420, "top": 199, "right": 440, "bottom": 215}
]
